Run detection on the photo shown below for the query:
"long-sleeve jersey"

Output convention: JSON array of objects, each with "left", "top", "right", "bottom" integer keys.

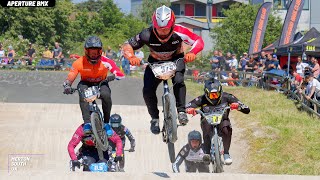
[
  {"left": 65, "top": 55, "right": 124, "bottom": 85},
  {"left": 112, "top": 125, "right": 135, "bottom": 148},
  {"left": 67, "top": 124, "right": 123, "bottom": 160},
  {"left": 172, "top": 144, "right": 207, "bottom": 173},
  {"left": 126, "top": 24, "right": 204, "bottom": 62},
  {"left": 186, "top": 92, "right": 250, "bottom": 120}
]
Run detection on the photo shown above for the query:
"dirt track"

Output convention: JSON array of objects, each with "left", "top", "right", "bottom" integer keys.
[{"left": 0, "top": 71, "right": 318, "bottom": 179}]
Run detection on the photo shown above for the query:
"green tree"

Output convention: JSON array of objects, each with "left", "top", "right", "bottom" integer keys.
[
  {"left": 139, "top": 0, "right": 171, "bottom": 25},
  {"left": 211, "top": 3, "right": 282, "bottom": 56}
]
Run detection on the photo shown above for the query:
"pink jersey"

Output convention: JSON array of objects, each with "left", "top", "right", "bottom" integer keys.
[{"left": 68, "top": 124, "right": 123, "bottom": 160}]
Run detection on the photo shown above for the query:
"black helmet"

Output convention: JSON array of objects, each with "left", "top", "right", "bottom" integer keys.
[
  {"left": 84, "top": 36, "right": 103, "bottom": 64},
  {"left": 204, "top": 80, "right": 223, "bottom": 104},
  {"left": 110, "top": 114, "right": 122, "bottom": 128},
  {"left": 188, "top": 130, "right": 202, "bottom": 151}
]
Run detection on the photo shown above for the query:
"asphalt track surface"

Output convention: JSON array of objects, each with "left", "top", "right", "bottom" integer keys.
[{"left": 0, "top": 71, "right": 318, "bottom": 179}]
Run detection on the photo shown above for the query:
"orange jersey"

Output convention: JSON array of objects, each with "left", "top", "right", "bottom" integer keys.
[{"left": 66, "top": 56, "right": 124, "bottom": 85}]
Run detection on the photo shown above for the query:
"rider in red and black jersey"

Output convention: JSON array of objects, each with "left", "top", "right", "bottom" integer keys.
[{"left": 122, "top": 5, "right": 204, "bottom": 134}]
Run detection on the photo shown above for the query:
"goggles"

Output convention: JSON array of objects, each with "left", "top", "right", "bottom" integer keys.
[{"left": 209, "top": 92, "right": 220, "bottom": 99}]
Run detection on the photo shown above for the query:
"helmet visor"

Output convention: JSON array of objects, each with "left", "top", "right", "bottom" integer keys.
[{"left": 111, "top": 122, "right": 121, "bottom": 128}]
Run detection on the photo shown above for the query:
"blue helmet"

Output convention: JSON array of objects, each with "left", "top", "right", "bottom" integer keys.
[{"left": 110, "top": 114, "right": 122, "bottom": 128}]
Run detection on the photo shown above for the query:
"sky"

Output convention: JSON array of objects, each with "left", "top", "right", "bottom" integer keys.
[{"left": 72, "top": 0, "right": 131, "bottom": 14}]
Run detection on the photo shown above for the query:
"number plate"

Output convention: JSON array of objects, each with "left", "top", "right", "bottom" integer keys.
[
  {"left": 211, "top": 115, "right": 222, "bottom": 124},
  {"left": 150, "top": 62, "right": 176, "bottom": 80},
  {"left": 89, "top": 162, "right": 108, "bottom": 172}
]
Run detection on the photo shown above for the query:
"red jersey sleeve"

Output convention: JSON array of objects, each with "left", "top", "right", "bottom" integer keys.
[
  {"left": 108, "top": 131, "right": 123, "bottom": 156},
  {"left": 67, "top": 125, "right": 84, "bottom": 160},
  {"left": 173, "top": 24, "right": 204, "bottom": 55},
  {"left": 101, "top": 56, "right": 125, "bottom": 80}
]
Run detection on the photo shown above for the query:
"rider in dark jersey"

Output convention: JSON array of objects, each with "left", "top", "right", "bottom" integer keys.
[
  {"left": 172, "top": 130, "right": 210, "bottom": 173},
  {"left": 186, "top": 80, "right": 250, "bottom": 165},
  {"left": 122, "top": 5, "right": 204, "bottom": 134}
]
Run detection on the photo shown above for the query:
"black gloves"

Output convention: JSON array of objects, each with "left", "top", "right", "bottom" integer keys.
[
  {"left": 70, "top": 160, "right": 80, "bottom": 171},
  {"left": 106, "top": 74, "right": 115, "bottom": 82},
  {"left": 63, "top": 82, "right": 72, "bottom": 94},
  {"left": 114, "top": 156, "right": 123, "bottom": 162}
]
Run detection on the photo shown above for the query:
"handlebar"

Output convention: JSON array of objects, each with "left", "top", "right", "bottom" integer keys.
[
  {"left": 68, "top": 74, "right": 116, "bottom": 95},
  {"left": 144, "top": 58, "right": 184, "bottom": 66},
  {"left": 195, "top": 106, "right": 231, "bottom": 118}
]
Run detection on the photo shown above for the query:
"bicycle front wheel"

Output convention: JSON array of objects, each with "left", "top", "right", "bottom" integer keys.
[
  {"left": 164, "top": 93, "right": 178, "bottom": 143},
  {"left": 91, "top": 112, "right": 109, "bottom": 151},
  {"left": 212, "top": 128, "right": 223, "bottom": 173}
]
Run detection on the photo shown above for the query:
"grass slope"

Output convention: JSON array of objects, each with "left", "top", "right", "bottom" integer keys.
[{"left": 185, "top": 81, "right": 320, "bottom": 175}]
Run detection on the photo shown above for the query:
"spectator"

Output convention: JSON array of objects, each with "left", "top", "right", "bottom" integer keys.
[
  {"left": 229, "top": 54, "right": 238, "bottom": 70},
  {"left": 116, "top": 44, "right": 122, "bottom": 61},
  {"left": 118, "top": 46, "right": 130, "bottom": 75},
  {"left": 225, "top": 52, "right": 232, "bottom": 71},
  {"left": 135, "top": 48, "right": 144, "bottom": 64},
  {"left": 258, "top": 51, "right": 267, "bottom": 70},
  {"left": 0, "top": 44, "right": 6, "bottom": 63},
  {"left": 105, "top": 46, "right": 115, "bottom": 59},
  {"left": 7, "top": 45, "right": 15, "bottom": 64},
  {"left": 227, "top": 72, "right": 236, "bottom": 86},
  {"left": 218, "top": 50, "right": 226, "bottom": 71},
  {"left": 134, "top": 48, "right": 145, "bottom": 71},
  {"left": 26, "top": 43, "right": 35, "bottom": 65},
  {"left": 291, "top": 71, "right": 303, "bottom": 92},
  {"left": 265, "top": 54, "right": 280, "bottom": 71},
  {"left": 210, "top": 50, "right": 220, "bottom": 71},
  {"left": 240, "top": 52, "right": 249, "bottom": 71},
  {"left": 42, "top": 46, "right": 52, "bottom": 58},
  {"left": 245, "top": 56, "right": 258, "bottom": 86},
  {"left": 245, "top": 56, "right": 258, "bottom": 73},
  {"left": 296, "top": 56, "right": 309, "bottom": 77},
  {"left": 310, "top": 57, "right": 319, "bottom": 79},
  {"left": 52, "top": 42, "right": 62, "bottom": 59},
  {"left": 305, "top": 73, "right": 320, "bottom": 101}
]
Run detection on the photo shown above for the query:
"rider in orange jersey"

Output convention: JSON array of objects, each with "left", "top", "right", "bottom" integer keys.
[{"left": 63, "top": 36, "right": 124, "bottom": 134}]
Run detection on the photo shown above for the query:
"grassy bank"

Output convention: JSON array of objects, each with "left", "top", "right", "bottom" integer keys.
[{"left": 185, "top": 81, "right": 320, "bottom": 175}]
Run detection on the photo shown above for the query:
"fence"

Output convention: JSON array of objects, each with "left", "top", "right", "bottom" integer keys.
[
  {"left": 186, "top": 69, "right": 320, "bottom": 118},
  {"left": 0, "top": 56, "right": 75, "bottom": 70}
]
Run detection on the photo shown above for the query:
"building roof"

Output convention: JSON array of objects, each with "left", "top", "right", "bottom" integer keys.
[{"left": 176, "top": 17, "right": 214, "bottom": 29}]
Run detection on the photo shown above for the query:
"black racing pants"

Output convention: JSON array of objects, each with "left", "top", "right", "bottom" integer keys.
[
  {"left": 185, "top": 160, "right": 210, "bottom": 173},
  {"left": 78, "top": 81, "right": 112, "bottom": 124},
  {"left": 201, "top": 119, "right": 233, "bottom": 155},
  {"left": 143, "top": 59, "right": 186, "bottom": 119},
  {"left": 79, "top": 146, "right": 109, "bottom": 171}
]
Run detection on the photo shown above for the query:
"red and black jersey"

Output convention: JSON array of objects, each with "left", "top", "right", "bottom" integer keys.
[{"left": 127, "top": 25, "right": 204, "bottom": 62}]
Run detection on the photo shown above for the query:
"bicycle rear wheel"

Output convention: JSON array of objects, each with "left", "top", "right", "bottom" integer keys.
[{"left": 91, "top": 112, "right": 109, "bottom": 151}]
